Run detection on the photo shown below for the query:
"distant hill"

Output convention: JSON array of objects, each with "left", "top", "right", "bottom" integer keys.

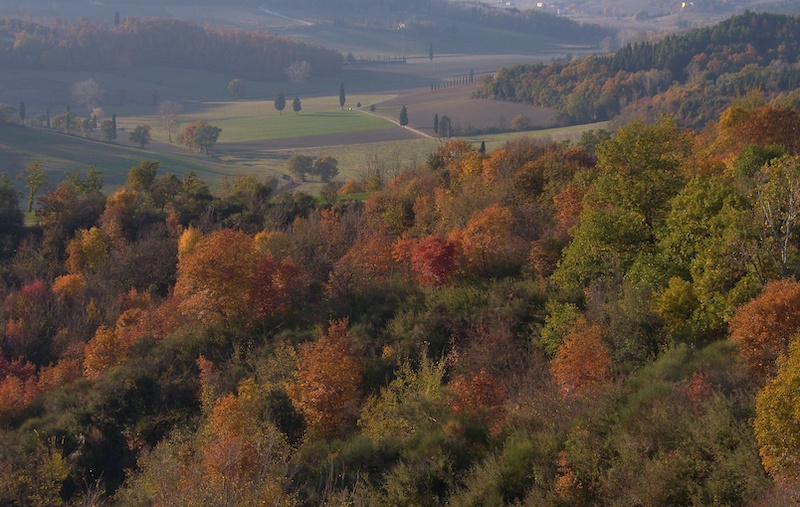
[
  {"left": 477, "top": 11, "right": 800, "bottom": 128},
  {"left": 0, "top": 17, "right": 342, "bottom": 81}
]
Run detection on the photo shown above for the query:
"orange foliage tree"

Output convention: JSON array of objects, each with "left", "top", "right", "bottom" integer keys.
[
  {"left": 287, "top": 319, "right": 362, "bottom": 437},
  {"left": 83, "top": 325, "right": 126, "bottom": 380},
  {"left": 550, "top": 320, "right": 613, "bottom": 398},
  {"left": 328, "top": 233, "right": 396, "bottom": 300},
  {"left": 448, "top": 368, "right": 507, "bottom": 436},
  {"left": 174, "top": 229, "right": 259, "bottom": 323},
  {"left": 451, "top": 203, "right": 527, "bottom": 276},
  {"left": 729, "top": 279, "right": 800, "bottom": 377}
]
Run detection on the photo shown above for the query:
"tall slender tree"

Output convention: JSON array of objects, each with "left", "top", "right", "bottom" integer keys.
[
  {"left": 23, "top": 160, "right": 46, "bottom": 213},
  {"left": 18, "top": 102, "right": 25, "bottom": 124},
  {"left": 433, "top": 113, "right": 439, "bottom": 136},
  {"left": 339, "top": 83, "right": 346, "bottom": 111},
  {"left": 274, "top": 92, "right": 286, "bottom": 116},
  {"left": 399, "top": 105, "right": 408, "bottom": 126}
]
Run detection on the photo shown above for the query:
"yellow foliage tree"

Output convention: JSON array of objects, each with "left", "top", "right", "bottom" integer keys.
[
  {"left": 755, "top": 335, "right": 800, "bottom": 485},
  {"left": 83, "top": 325, "right": 126, "bottom": 380}
]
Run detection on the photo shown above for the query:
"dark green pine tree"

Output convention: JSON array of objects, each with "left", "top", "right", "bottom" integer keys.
[
  {"left": 339, "top": 83, "right": 346, "bottom": 111},
  {"left": 399, "top": 105, "right": 408, "bottom": 126},
  {"left": 433, "top": 113, "right": 439, "bottom": 136},
  {"left": 18, "top": 101, "right": 25, "bottom": 123},
  {"left": 274, "top": 92, "right": 286, "bottom": 116},
  {"left": 292, "top": 96, "right": 302, "bottom": 115},
  {"left": 111, "top": 114, "right": 117, "bottom": 140}
]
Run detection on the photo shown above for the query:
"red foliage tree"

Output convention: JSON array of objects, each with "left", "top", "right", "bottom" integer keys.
[
  {"left": 251, "top": 256, "right": 309, "bottom": 320},
  {"left": 448, "top": 368, "right": 507, "bottom": 436}
]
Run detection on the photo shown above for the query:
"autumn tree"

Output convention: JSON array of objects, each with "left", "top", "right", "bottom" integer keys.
[
  {"left": 729, "top": 279, "right": 800, "bottom": 377},
  {"left": 174, "top": 229, "right": 259, "bottom": 323},
  {"left": 393, "top": 234, "right": 458, "bottom": 287},
  {"left": 83, "top": 325, "right": 126, "bottom": 380},
  {"left": 179, "top": 120, "right": 222, "bottom": 154},
  {"left": 65, "top": 226, "right": 109, "bottom": 274},
  {"left": 157, "top": 100, "right": 181, "bottom": 143},
  {"left": 250, "top": 255, "right": 309, "bottom": 321},
  {"left": 287, "top": 319, "right": 362, "bottom": 437},
  {"left": 200, "top": 378, "right": 295, "bottom": 506},
  {"left": 755, "top": 335, "right": 800, "bottom": 486},
  {"left": 550, "top": 319, "right": 613, "bottom": 398},
  {"left": 448, "top": 368, "right": 507, "bottom": 436},
  {"left": 452, "top": 203, "right": 527, "bottom": 277}
]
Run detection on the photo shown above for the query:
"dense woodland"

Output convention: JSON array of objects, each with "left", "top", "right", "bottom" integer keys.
[
  {"left": 478, "top": 11, "right": 800, "bottom": 128},
  {"left": 0, "top": 17, "right": 342, "bottom": 80},
  {"left": 3, "top": 92, "right": 800, "bottom": 504}
]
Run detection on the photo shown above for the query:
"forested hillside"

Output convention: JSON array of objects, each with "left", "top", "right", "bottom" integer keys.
[
  {"left": 0, "top": 17, "right": 342, "bottom": 80},
  {"left": 2, "top": 93, "right": 800, "bottom": 504},
  {"left": 477, "top": 11, "right": 800, "bottom": 128}
]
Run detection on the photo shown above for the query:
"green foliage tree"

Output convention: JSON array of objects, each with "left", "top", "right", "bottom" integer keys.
[
  {"left": 51, "top": 111, "right": 78, "bottom": 134},
  {"left": 100, "top": 119, "right": 116, "bottom": 142},
  {"left": 0, "top": 172, "right": 23, "bottom": 258},
  {"left": 313, "top": 155, "right": 339, "bottom": 182},
  {"left": 0, "top": 103, "right": 15, "bottom": 124},
  {"left": 287, "top": 154, "right": 313, "bottom": 182},
  {"left": 359, "top": 356, "right": 447, "bottom": 444},
  {"left": 339, "top": 82, "right": 346, "bottom": 110},
  {"left": 274, "top": 92, "right": 286, "bottom": 116},
  {"left": 433, "top": 113, "right": 439, "bottom": 136},
  {"left": 23, "top": 159, "right": 46, "bottom": 213},
  {"left": 127, "top": 124, "right": 151, "bottom": 148},
  {"left": 228, "top": 78, "right": 245, "bottom": 99},
  {"left": 126, "top": 160, "right": 158, "bottom": 192},
  {"left": 18, "top": 101, "right": 25, "bottom": 123},
  {"left": 399, "top": 105, "right": 409, "bottom": 126},
  {"left": 292, "top": 96, "right": 301, "bottom": 115}
]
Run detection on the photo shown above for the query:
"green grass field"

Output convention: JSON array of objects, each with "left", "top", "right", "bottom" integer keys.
[
  {"left": 0, "top": 123, "right": 242, "bottom": 191},
  {"left": 121, "top": 95, "right": 401, "bottom": 144}
]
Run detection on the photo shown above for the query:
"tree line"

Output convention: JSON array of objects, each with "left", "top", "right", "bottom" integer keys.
[
  {"left": 476, "top": 11, "right": 800, "bottom": 128},
  {"left": 0, "top": 17, "right": 342, "bottom": 80}
]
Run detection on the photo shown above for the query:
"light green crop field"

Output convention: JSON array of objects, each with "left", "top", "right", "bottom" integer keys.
[{"left": 120, "top": 95, "right": 401, "bottom": 144}]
